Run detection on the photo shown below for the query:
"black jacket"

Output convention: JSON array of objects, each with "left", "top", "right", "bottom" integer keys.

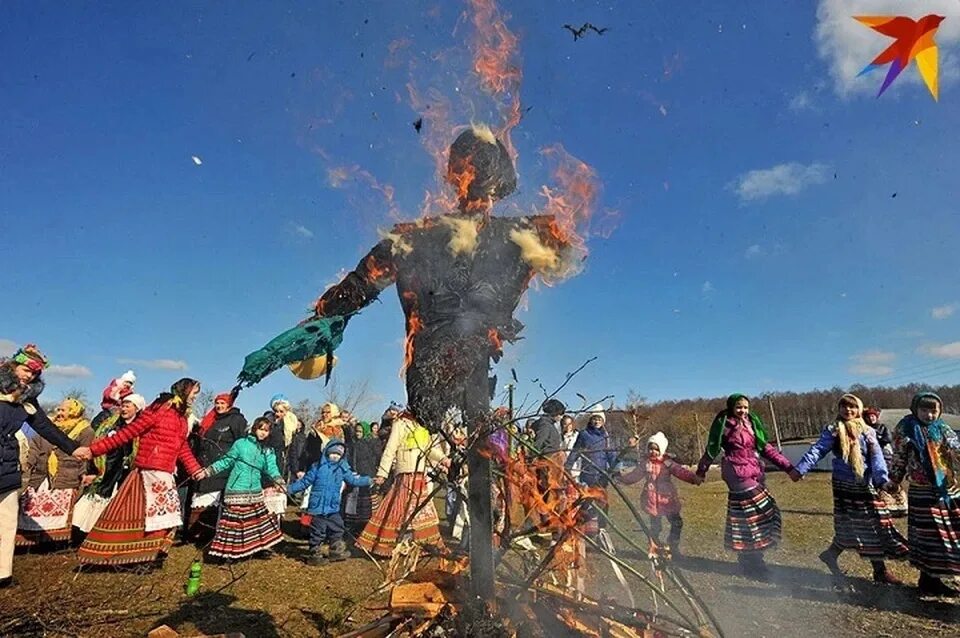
[
  {"left": 347, "top": 436, "right": 383, "bottom": 477},
  {"left": 192, "top": 407, "right": 248, "bottom": 493},
  {"left": 1, "top": 399, "right": 78, "bottom": 494},
  {"left": 531, "top": 415, "right": 562, "bottom": 456},
  {"left": 94, "top": 414, "right": 137, "bottom": 498}
]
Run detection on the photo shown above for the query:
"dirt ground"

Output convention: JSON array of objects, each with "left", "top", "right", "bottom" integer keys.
[{"left": 1, "top": 473, "right": 958, "bottom": 637}]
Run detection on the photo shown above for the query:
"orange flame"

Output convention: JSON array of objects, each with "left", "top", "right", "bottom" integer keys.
[
  {"left": 487, "top": 327, "right": 503, "bottom": 352},
  {"left": 468, "top": 0, "right": 523, "bottom": 162},
  {"left": 363, "top": 254, "right": 395, "bottom": 284},
  {"left": 400, "top": 291, "right": 423, "bottom": 377}
]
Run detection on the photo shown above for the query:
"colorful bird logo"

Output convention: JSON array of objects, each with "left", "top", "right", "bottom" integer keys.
[{"left": 855, "top": 14, "right": 945, "bottom": 100}]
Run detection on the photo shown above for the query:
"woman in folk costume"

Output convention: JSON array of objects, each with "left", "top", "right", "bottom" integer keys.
[
  {"left": 356, "top": 412, "right": 449, "bottom": 557},
  {"left": 619, "top": 432, "right": 702, "bottom": 560},
  {"left": 0, "top": 345, "right": 80, "bottom": 588},
  {"left": 72, "top": 394, "right": 146, "bottom": 535},
  {"left": 16, "top": 398, "right": 95, "bottom": 547},
  {"left": 100, "top": 371, "right": 136, "bottom": 414},
  {"left": 888, "top": 392, "right": 960, "bottom": 597},
  {"left": 201, "top": 417, "right": 284, "bottom": 560},
  {"left": 795, "top": 394, "right": 907, "bottom": 584},
  {"left": 187, "top": 391, "right": 247, "bottom": 541},
  {"left": 696, "top": 394, "right": 799, "bottom": 579},
  {"left": 344, "top": 421, "right": 383, "bottom": 535},
  {"left": 73, "top": 378, "right": 205, "bottom": 566},
  {"left": 865, "top": 406, "right": 907, "bottom": 516}
]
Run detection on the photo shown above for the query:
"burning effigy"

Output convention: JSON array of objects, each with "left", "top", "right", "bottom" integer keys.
[{"left": 234, "top": 0, "right": 722, "bottom": 636}]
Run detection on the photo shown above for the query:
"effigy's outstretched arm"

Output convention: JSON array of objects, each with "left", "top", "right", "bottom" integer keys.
[{"left": 313, "top": 238, "right": 398, "bottom": 318}]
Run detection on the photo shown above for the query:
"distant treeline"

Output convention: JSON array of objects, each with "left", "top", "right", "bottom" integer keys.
[{"left": 598, "top": 382, "right": 960, "bottom": 463}]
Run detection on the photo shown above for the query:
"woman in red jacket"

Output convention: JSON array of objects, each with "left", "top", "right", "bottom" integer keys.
[{"left": 73, "top": 378, "right": 204, "bottom": 566}]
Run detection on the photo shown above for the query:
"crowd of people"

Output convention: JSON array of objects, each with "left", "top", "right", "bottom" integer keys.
[{"left": 1, "top": 342, "right": 959, "bottom": 603}]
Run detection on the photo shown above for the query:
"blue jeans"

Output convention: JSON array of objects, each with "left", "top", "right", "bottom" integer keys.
[{"left": 309, "top": 513, "right": 344, "bottom": 549}]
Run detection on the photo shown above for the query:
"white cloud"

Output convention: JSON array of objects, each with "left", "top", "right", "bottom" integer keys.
[
  {"left": 814, "top": 0, "right": 960, "bottom": 98},
  {"left": 932, "top": 303, "right": 958, "bottom": 320},
  {"left": 919, "top": 341, "right": 960, "bottom": 358},
  {"left": 46, "top": 364, "right": 93, "bottom": 379},
  {"left": 744, "top": 244, "right": 763, "bottom": 259},
  {"left": 730, "top": 162, "right": 830, "bottom": 202},
  {"left": 849, "top": 349, "right": 895, "bottom": 375},
  {"left": 117, "top": 358, "right": 189, "bottom": 371},
  {"left": 0, "top": 339, "right": 16, "bottom": 358},
  {"left": 289, "top": 222, "right": 314, "bottom": 239}
]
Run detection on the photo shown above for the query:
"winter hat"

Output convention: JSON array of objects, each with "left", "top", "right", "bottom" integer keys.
[
  {"left": 587, "top": 403, "right": 606, "bottom": 425},
  {"left": 325, "top": 439, "right": 346, "bottom": 457},
  {"left": 863, "top": 407, "right": 881, "bottom": 419},
  {"left": 120, "top": 370, "right": 136, "bottom": 385},
  {"left": 12, "top": 344, "right": 49, "bottom": 374},
  {"left": 123, "top": 393, "right": 146, "bottom": 412},
  {"left": 647, "top": 431, "right": 668, "bottom": 454},
  {"left": 270, "top": 393, "right": 290, "bottom": 410},
  {"left": 215, "top": 392, "right": 234, "bottom": 406}
]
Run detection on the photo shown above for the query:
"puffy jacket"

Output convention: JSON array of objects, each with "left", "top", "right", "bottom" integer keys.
[
  {"left": 620, "top": 456, "right": 698, "bottom": 517},
  {"left": 288, "top": 441, "right": 372, "bottom": 515},
  {"left": 208, "top": 435, "right": 282, "bottom": 494},
  {"left": 376, "top": 416, "right": 445, "bottom": 477},
  {"left": 192, "top": 407, "right": 248, "bottom": 493},
  {"left": 1, "top": 398, "right": 78, "bottom": 494},
  {"left": 796, "top": 423, "right": 889, "bottom": 486},
  {"left": 565, "top": 425, "right": 619, "bottom": 487},
  {"left": 90, "top": 403, "right": 201, "bottom": 476}
]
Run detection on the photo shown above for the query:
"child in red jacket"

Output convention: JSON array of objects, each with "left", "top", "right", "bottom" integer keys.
[
  {"left": 620, "top": 432, "right": 701, "bottom": 560},
  {"left": 74, "top": 378, "right": 204, "bottom": 567}
]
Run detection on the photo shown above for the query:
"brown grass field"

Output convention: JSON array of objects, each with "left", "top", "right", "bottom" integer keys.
[{"left": 1, "top": 472, "right": 958, "bottom": 637}]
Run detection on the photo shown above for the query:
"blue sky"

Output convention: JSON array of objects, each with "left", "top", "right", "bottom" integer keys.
[{"left": 3, "top": 1, "right": 960, "bottom": 420}]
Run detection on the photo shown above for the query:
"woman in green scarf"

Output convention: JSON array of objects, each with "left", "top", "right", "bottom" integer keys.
[{"left": 695, "top": 394, "right": 799, "bottom": 579}]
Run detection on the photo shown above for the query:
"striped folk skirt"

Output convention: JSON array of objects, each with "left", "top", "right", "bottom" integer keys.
[
  {"left": 16, "top": 481, "right": 77, "bottom": 547},
  {"left": 208, "top": 491, "right": 283, "bottom": 559},
  {"left": 725, "top": 484, "right": 782, "bottom": 552},
  {"left": 907, "top": 484, "right": 960, "bottom": 576},
  {"left": 830, "top": 478, "right": 908, "bottom": 559},
  {"left": 356, "top": 473, "right": 442, "bottom": 557},
  {"left": 77, "top": 468, "right": 177, "bottom": 566}
]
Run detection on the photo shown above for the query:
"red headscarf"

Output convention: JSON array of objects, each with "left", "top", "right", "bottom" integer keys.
[{"left": 199, "top": 393, "right": 234, "bottom": 434}]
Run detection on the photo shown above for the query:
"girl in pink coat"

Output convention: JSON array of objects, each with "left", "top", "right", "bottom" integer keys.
[{"left": 620, "top": 432, "right": 701, "bottom": 560}]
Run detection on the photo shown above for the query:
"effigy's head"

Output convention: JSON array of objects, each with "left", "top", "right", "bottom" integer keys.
[{"left": 446, "top": 124, "right": 517, "bottom": 208}]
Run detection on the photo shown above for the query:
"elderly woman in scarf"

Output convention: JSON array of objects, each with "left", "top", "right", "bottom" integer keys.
[
  {"left": 17, "top": 398, "right": 95, "bottom": 547},
  {"left": 888, "top": 392, "right": 960, "bottom": 597},
  {"left": 795, "top": 394, "right": 907, "bottom": 585}
]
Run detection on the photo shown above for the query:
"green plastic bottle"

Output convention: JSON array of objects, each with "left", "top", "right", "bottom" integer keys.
[{"left": 185, "top": 559, "right": 202, "bottom": 596}]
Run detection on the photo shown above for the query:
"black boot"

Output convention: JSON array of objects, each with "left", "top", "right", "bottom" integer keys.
[
  {"left": 818, "top": 545, "right": 843, "bottom": 577},
  {"left": 738, "top": 552, "right": 770, "bottom": 581},
  {"left": 918, "top": 572, "right": 960, "bottom": 597},
  {"left": 0, "top": 576, "right": 13, "bottom": 589}
]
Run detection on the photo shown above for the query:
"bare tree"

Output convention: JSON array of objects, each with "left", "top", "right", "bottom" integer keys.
[{"left": 194, "top": 389, "right": 215, "bottom": 416}]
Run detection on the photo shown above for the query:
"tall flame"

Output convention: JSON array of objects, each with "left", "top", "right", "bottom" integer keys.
[{"left": 400, "top": 291, "right": 423, "bottom": 377}]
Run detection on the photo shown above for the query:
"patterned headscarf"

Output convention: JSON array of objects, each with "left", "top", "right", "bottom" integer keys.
[
  {"left": 900, "top": 392, "right": 955, "bottom": 502},
  {"left": 13, "top": 344, "right": 49, "bottom": 374}
]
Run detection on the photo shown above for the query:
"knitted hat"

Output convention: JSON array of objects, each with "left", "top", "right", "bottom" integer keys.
[
  {"left": 123, "top": 393, "right": 146, "bottom": 412},
  {"left": 270, "top": 393, "right": 290, "bottom": 410},
  {"left": 587, "top": 403, "right": 606, "bottom": 425},
  {"left": 120, "top": 370, "right": 136, "bottom": 385},
  {"left": 12, "top": 344, "right": 49, "bottom": 374},
  {"left": 863, "top": 407, "right": 881, "bottom": 419},
  {"left": 647, "top": 431, "right": 668, "bottom": 454},
  {"left": 215, "top": 392, "right": 233, "bottom": 406}
]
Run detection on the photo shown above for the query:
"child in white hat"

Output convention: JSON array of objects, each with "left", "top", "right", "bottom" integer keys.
[{"left": 620, "top": 431, "right": 701, "bottom": 560}]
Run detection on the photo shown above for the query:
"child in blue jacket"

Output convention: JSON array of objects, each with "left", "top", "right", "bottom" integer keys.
[{"left": 287, "top": 439, "right": 372, "bottom": 563}]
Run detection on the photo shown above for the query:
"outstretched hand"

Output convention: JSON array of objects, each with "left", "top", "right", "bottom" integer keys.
[
  {"left": 192, "top": 468, "right": 208, "bottom": 481},
  {"left": 73, "top": 447, "right": 92, "bottom": 461},
  {"left": 692, "top": 475, "right": 704, "bottom": 486},
  {"left": 373, "top": 476, "right": 386, "bottom": 486},
  {"left": 788, "top": 468, "right": 802, "bottom": 482}
]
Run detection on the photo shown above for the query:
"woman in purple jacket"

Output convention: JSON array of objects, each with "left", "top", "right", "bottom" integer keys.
[{"left": 696, "top": 394, "right": 799, "bottom": 579}]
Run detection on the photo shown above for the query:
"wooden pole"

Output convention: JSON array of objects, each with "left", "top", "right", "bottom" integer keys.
[{"left": 767, "top": 395, "right": 782, "bottom": 450}]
